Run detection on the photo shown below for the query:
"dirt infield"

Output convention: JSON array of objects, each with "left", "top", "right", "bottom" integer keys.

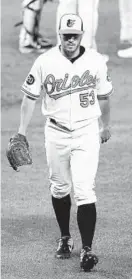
[{"left": 1, "top": 0, "right": 132, "bottom": 278}]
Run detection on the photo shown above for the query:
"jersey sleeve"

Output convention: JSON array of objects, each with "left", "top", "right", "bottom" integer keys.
[
  {"left": 96, "top": 58, "right": 113, "bottom": 100},
  {"left": 21, "top": 58, "right": 42, "bottom": 100}
]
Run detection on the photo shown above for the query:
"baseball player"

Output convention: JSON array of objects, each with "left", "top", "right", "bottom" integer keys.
[
  {"left": 117, "top": 0, "right": 132, "bottom": 58},
  {"left": 56, "top": 0, "right": 109, "bottom": 62},
  {"left": 18, "top": 14, "right": 113, "bottom": 272},
  {"left": 18, "top": 0, "right": 52, "bottom": 53}
]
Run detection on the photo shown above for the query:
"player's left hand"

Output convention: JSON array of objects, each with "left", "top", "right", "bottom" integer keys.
[
  {"left": 100, "top": 127, "right": 111, "bottom": 144},
  {"left": 6, "top": 133, "right": 32, "bottom": 171}
]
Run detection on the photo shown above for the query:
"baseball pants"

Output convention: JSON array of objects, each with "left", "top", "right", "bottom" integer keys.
[
  {"left": 119, "top": 0, "right": 132, "bottom": 42},
  {"left": 45, "top": 119, "right": 100, "bottom": 206},
  {"left": 19, "top": 0, "right": 44, "bottom": 46}
]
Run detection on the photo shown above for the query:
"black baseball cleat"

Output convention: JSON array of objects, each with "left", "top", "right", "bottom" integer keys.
[
  {"left": 56, "top": 236, "right": 74, "bottom": 259},
  {"left": 80, "top": 246, "right": 98, "bottom": 272}
]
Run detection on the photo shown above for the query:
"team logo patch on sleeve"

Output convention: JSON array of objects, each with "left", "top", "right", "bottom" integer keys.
[{"left": 26, "top": 74, "right": 35, "bottom": 85}]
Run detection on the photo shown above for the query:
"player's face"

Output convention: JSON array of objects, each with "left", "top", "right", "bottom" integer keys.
[{"left": 60, "top": 33, "right": 82, "bottom": 55}]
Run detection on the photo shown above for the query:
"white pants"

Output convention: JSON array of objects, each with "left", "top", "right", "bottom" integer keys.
[
  {"left": 56, "top": 0, "right": 99, "bottom": 49},
  {"left": 45, "top": 119, "right": 100, "bottom": 206},
  {"left": 119, "top": 0, "right": 132, "bottom": 42},
  {"left": 19, "top": 0, "right": 44, "bottom": 46},
  {"left": 22, "top": 0, "right": 43, "bottom": 10}
]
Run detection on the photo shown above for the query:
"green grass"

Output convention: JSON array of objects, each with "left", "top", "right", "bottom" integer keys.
[{"left": 1, "top": 0, "right": 132, "bottom": 278}]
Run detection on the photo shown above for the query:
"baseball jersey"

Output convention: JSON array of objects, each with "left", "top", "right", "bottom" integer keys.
[{"left": 21, "top": 46, "right": 113, "bottom": 130}]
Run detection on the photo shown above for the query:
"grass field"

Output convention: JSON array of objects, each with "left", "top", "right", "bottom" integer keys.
[{"left": 1, "top": 0, "right": 132, "bottom": 278}]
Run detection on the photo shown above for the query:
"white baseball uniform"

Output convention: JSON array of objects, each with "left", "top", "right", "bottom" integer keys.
[
  {"left": 21, "top": 46, "right": 113, "bottom": 206},
  {"left": 19, "top": 0, "right": 44, "bottom": 47},
  {"left": 119, "top": 0, "right": 132, "bottom": 42},
  {"left": 56, "top": 0, "right": 99, "bottom": 49}
]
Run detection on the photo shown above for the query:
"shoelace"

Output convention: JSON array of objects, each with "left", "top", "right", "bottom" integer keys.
[
  {"left": 57, "top": 237, "right": 73, "bottom": 251},
  {"left": 80, "top": 246, "right": 91, "bottom": 260}
]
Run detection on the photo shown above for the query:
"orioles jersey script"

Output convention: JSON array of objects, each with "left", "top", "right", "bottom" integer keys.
[{"left": 21, "top": 46, "right": 113, "bottom": 130}]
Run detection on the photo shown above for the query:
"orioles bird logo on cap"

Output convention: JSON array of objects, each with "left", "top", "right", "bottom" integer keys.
[{"left": 67, "top": 19, "right": 76, "bottom": 27}]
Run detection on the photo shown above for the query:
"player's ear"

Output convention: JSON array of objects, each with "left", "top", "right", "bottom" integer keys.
[{"left": 80, "top": 33, "right": 84, "bottom": 41}]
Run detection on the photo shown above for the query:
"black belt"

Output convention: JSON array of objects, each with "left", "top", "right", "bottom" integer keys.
[{"left": 50, "top": 118, "right": 71, "bottom": 132}]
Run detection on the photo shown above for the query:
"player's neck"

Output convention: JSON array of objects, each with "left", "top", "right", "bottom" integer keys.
[{"left": 60, "top": 46, "right": 81, "bottom": 60}]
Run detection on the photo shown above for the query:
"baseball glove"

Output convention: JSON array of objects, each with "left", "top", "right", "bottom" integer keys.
[{"left": 6, "top": 133, "right": 32, "bottom": 171}]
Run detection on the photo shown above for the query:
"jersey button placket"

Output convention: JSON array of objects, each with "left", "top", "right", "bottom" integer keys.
[{"left": 70, "top": 69, "right": 74, "bottom": 131}]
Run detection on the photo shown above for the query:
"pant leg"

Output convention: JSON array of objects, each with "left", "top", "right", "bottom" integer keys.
[
  {"left": 71, "top": 121, "right": 100, "bottom": 206},
  {"left": 119, "top": 0, "right": 132, "bottom": 42},
  {"left": 78, "top": 0, "right": 99, "bottom": 49},
  {"left": 19, "top": 0, "right": 44, "bottom": 46},
  {"left": 45, "top": 123, "right": 72, "bottom": 198}
]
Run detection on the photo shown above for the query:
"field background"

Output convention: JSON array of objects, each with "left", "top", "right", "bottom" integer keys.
[{"left": 1, "top": 0, "right": 132, "bottom": 278}]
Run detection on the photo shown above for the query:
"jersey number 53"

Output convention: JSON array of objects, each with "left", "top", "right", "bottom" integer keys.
[{"left": 79, "top": 89, "right": 95, "bottom": 108}]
